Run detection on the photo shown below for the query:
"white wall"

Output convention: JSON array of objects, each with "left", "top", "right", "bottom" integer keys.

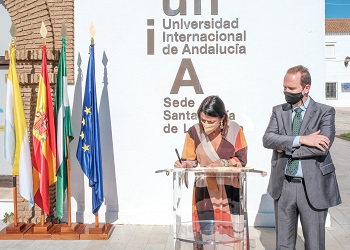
[
  {"left": 70, "top": 0, "right": 325, "bottom": 225},
  {"left": 0, "top": 0, "right": 13, "bottom": 176},
  {"left": 325, "top": 34, "right": 350, "bottom": 107}
]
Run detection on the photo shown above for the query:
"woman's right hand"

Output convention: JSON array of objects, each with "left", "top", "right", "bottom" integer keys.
[{"left": 174, "top": 160, "right": 193, "bottom": 168}]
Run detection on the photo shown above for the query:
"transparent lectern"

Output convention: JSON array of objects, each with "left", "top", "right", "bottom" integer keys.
[{"left": 156, "top": 167, "right": 266, "bottom": 250}]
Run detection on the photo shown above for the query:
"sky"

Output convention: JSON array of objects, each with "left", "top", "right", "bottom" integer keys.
[{"left": 326, "top": 0, "right": 350, "bottom": 18}]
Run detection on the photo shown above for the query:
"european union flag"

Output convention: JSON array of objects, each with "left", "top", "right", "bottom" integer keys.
[{"left": 76, "top": 44, "right": 104, "bottom": 215}]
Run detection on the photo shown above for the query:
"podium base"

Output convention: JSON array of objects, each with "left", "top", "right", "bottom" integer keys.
[
  {"left": 79, "top": 223, "right": 114, "bottom": 240},
  {"left": 23, "top": 222, "right": 60, "bottom": 240},
  {"left": 0, "top": 223, "right": 34, "bottom": 240},
  {"left": 51, "top": 223, "right": 86, "bottom": 240}
]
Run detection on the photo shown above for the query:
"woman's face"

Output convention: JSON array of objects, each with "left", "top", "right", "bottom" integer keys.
[
  {"left": 200, "top": 112, "right": 222, "bottom": 135},
  {"left": 200, "top": 112, "right": 221, "bottom": 124}
]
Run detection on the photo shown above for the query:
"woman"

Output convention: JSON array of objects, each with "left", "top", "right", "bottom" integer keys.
[{"left": 174, "top": 95, "right": 248, "bottom": 249}]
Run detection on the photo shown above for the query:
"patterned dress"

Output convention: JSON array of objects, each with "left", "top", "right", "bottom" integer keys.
[{"left": 181, "top": 120, "right": 248, "bottom": 249}]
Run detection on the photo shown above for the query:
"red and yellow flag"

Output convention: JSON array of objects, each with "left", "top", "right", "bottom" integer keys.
[{"left": 32, "top": 45, "right": 57, "bottom": 214}]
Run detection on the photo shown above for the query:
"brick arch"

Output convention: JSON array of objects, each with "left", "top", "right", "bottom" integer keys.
[
  {"left": 3, "top": 0, "right": 74, "bottom": 224},
  {"left": 4, "top": 0, "right": 74, "bottom": 83}
]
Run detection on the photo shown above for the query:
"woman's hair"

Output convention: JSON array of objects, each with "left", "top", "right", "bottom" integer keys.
[{"left": 197, "top": 95, "right": 228, "bottom": 135}]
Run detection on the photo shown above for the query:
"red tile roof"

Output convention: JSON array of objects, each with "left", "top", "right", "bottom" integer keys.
[{"left": 326, "top": 18, "right": 350, "bottom": 33}]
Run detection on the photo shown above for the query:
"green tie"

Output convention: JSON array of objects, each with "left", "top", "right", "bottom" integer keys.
[{"left": 287, "top": 107, "right": 303, "bottom": 176}]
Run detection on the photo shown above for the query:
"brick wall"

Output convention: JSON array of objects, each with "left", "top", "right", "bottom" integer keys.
[
  {"left": 0, "top": 175, "right": 12, "bottom": 188},
  {"left": 3, "top": 0, "right": 74, "bottom": 224}
]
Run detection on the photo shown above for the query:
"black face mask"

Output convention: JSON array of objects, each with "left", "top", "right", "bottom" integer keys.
[{"left": 284, "top": 91, "right": 303, "bottom": 105}]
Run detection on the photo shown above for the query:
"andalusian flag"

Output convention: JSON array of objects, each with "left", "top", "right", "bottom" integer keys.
[
  {"left": 32, "top": 45, "right": 57, "bottom": 215},
  {"left": 55, "top": 38, "right": 74, "bottom": 219},
  {"left": 4, "top": 44, "right": 34, "bottom": 208},
  {"left": 76, "top": 44, "right": 104, "bottom": 215}
]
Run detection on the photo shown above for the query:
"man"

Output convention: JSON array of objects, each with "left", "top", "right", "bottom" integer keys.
[{"left": 263, "top": 65, "right": 341, "bottom": 249}]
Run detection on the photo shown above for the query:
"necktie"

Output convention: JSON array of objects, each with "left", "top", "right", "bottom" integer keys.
[{"left": 286, "top": 107, "right": 303, "bottom": 175}]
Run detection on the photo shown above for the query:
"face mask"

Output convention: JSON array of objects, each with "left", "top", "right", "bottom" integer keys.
[
  {"left": 202, "top": 121, "right": 220, "bottom": 135},
  {"left": 284, "top": 91, "right": 303, "bottom": 105}
]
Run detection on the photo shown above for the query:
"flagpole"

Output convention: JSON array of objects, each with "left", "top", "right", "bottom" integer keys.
[
  {"left": 90, "top": 22, "right": 99, "bottom": 230},
  {"left": 9, "top": 37, "right": 19, "bottom": 229},
  {"left": 49, "top": 24, "right": 84, "bottom": 239},
  {"left": 66, "top": 136, "right": 72, "bottom": 227},
  {"left": 78, "top": 23, "right": 113, "bottom": 239},
  {"left": 95, "top": 214, "right": 99, "bottom": 227},
  {"left": 13, "top": 176, "right": 18, "bottom": 227},
  {"left": 11, "top": 38, "right": 18, "bottom": 227},
  {"left": 41, "top": 210, "right": 45, "bottom": 226},
  {"left": 0, "top": 28, "right": 36, "bottom": 239},
  {"left": 89, "top": 22, "right": 99, "bottom": 229},
  {"left": 40, "top": 21, "right": 48, "bottom": 230},
  {"left": 28, "top": 21, "right": 57, "bottom": 237}
]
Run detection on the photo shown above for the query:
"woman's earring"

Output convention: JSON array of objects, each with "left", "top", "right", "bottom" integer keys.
[{"left": 220, "top": 120, "right": 223, "bottom": 130}]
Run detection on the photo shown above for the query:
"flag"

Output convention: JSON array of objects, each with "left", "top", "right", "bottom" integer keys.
[
  {"left": 4, "top": 44, "right": 34, "bottom": 208},
  {"left": 32, "top": 45, "right": 57, "bottom": 215},
  {"left": 55, "top": 38, "right": 74, "bottom": 219},
  {"left": 76, "top": 44, "right": 104, "bottom": 215}
]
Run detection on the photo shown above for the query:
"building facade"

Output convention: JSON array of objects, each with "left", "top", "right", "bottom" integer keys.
[
  {"left": 325, "top": 18, "right": 350, "bottom": 107},
  {"left": 1, "top": 1, "right": 326, "bottom": 226}
]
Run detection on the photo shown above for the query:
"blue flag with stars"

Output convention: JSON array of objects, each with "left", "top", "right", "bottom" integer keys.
[{"left": 76, "top": 44, "right": 104, "bottom": 215}]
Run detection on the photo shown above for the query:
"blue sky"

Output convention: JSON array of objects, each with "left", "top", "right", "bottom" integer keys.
[{"left": 326, "top": 0, "right": 350, "bottom": 18}]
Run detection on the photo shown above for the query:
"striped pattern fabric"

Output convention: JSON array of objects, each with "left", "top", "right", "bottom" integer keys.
[
  {"left": 4, "top": 44, "right": 34, "bottom": 208},
  {"left": 181, "top": 120, "right": 247, "bottom": 248},
  {"left": 32, "top": 45, "right": 57, "bottom": 215}
]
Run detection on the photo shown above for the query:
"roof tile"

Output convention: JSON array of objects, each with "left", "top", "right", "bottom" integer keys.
[{"left": 326, "top": 18, "right": 350, "bottom": 33}]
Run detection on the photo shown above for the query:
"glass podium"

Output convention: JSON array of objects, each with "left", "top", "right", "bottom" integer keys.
[{"left": 156, "top": 167, "right": 266, "bottom": 250}]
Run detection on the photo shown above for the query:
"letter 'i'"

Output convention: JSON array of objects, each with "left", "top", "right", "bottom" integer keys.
[{"left": 147, "top": 19, "right": 154, "bottom": 55}]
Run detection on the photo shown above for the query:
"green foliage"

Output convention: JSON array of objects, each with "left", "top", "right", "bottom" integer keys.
[
  {"left": 2, "top": 212, "right": 14, "bottom": 223},
  {"left": 340, "top": 133, "right": 350, "bottom": 140}
]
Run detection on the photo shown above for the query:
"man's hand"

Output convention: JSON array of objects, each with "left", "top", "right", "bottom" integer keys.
[{"left": 299, "top": 130, "right": 330, "bottom": 151}]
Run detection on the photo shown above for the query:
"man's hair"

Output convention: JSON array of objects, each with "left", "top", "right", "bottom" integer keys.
[{"left": 286, "top": 65, "right": 311, "bottom": 87}]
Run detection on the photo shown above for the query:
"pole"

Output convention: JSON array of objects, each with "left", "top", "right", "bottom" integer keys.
[
  {"left": 12, "top": 175, "right": 18, "bottom": 227},
  {"left": 66, "top": 136, "right": 72, "bottom": 227},
  {"left": 95, "top": 214, "right": 99, "bottom": 227},
  {"left": 41, "top": 209, "right": 45, "bottom": 226}
]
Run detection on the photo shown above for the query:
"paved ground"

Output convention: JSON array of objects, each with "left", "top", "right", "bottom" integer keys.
[
  {"left": 0, "top": 107, "right": 349, "bottom": 249},
  {"left": 335, "top": 107, "right": 350, "bottom": 135}
]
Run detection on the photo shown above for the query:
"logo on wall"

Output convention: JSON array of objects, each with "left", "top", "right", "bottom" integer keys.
[{"left": 147, "top": 0, "right": 243, "bottom": 133}]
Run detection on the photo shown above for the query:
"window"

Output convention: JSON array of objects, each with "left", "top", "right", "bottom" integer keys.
[
  {"left": 0, "top": 55, "right": 9, "bottom": 69},
  {"left": 325, "top": 82, "right": 337, "bottom": 99},
  {"left": 325, "top": 43, "right": 335, "bottom": 59}
]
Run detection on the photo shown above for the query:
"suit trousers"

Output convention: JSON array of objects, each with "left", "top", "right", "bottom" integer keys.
[{"left": 274, "top": 178, "right": 328, "bottom": 250}]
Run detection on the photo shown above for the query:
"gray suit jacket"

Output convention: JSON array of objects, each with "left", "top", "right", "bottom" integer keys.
[{"left": 263, "top": 97, "right": 341, "bottom": 210}]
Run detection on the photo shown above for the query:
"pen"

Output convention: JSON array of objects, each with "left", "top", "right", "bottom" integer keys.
[{"left": 175, "top": 148, "right": 182, "bottom": 164}]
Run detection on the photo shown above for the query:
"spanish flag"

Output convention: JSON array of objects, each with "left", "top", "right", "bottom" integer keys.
[
  {"left": 32, "top": 45, "right": 57, "bottom": 215},
  {"left": 4, "top": 44, "right": 34, "bottom": 208}
]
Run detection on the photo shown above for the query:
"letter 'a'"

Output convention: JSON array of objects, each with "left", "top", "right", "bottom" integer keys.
[{"left": 170, "top": 58, "right": 204, "bottom": 94}]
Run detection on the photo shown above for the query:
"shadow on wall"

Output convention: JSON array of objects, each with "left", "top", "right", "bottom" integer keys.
[
  {"left": 254, "top": 193, "right": 276, "bottom": 249},
  {"left": 253, "top": 193, "right": 306, "bottom": 248},
  {"left": 99, "top": 51, "right": 118, "bottom": 223},
  {"left": 68, "top": 51, "right": 119, "bottom": 223},
  {"left": 254, "top": 193, "right": 275, "bottom": 227},
  {"left": 70, "top": 52, "right": 86, "bottom": 223}
]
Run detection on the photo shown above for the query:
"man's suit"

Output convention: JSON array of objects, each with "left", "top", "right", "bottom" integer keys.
[
  {"left": 263, "top": 97, "right": 341, "bottom": 249},
  {"left": 263, "top": 97, "right": 341, "bottom": 209}
]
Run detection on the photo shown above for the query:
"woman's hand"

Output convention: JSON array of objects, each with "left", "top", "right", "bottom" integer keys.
[{"left": 174, "top": 160, "right": 194, "bottom": 168}]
